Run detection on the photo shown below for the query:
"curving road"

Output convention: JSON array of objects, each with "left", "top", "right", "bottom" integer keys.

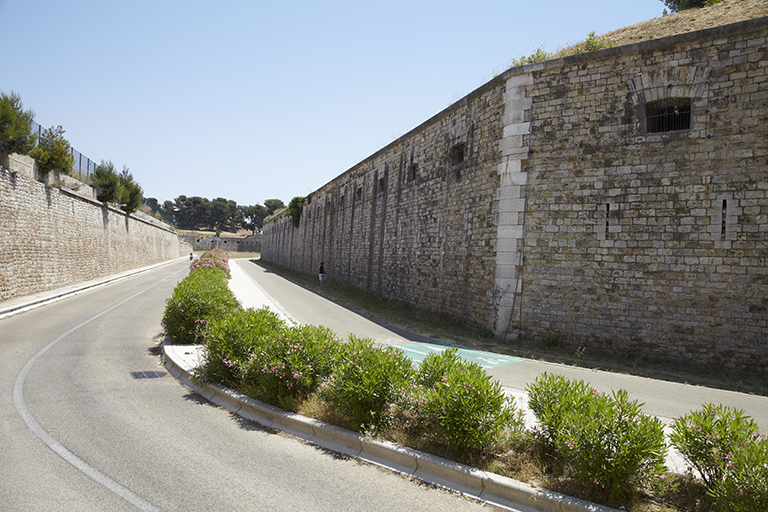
[{"left": 1, "top": 261, "right": 494, "bottom": 512}]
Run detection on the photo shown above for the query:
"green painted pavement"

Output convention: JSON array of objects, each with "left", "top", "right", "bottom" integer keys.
[{"left": 396, "top": 342, "right": 521, "bottom": 369}]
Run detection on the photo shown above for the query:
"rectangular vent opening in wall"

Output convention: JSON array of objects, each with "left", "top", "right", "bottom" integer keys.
[
  {"left": 451, "top": 143, "right": 465, "bottom": 166},
  {"left": 646, "top": 98, "right": 691, "bottom": 133},
  {"left": 407, "top": 163, "right": 417, "bottom": 182}
]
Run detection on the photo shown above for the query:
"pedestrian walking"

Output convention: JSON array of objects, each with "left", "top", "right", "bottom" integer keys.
[{"left": 319, "top": 262, "right": 325, "bottom": 283}]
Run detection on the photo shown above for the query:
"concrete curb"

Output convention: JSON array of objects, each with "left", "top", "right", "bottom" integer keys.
[
  {"left": 0, "top": 256, "right": 190, "bottom": 319},
  {"left": 163, "top": 344, "right": 618, "bottom": 512}
]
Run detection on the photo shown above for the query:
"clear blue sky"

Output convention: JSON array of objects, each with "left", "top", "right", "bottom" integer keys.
[{"left": 0, "top": 0, "right": 664, "bottom": 207}]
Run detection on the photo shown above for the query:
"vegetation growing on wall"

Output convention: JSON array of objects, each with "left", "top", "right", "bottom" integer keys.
[
  {"left": 0, "top": 91, "right": 37, "bottom": 155},
  {"left": 510, "top": 47, "right": 553, "bottom": 67},
  {"left": 287, "top": 196, "right": 305, "bottom": 228},
  {"left": 569, "top": 31, "right": 615, "bottom": 54},
  {"left": 510, "top": 31, "right": 615, "bottom": 68},
  {"left": 92, "top": 160, "right": 143, "bottom": 214},
  {"left": 29, "top": 125, "right": 74, "bottom": 175}
]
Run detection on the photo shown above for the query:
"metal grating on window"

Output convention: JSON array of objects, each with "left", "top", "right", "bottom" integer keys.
[{"left": 646, "top": 98, "right": 691, "bottom": 133}]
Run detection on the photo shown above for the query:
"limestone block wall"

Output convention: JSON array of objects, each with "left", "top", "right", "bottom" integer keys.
[
  {"left": 517, "top": 18, "right": 768, "bottom": 370},
  {"left": 263, "top": 17, "right": 768, "bottom": 371},
  {"left": 0, "top": 163, "right": 190, "bottom": 302},
  {"left": 263, "top": 80, "right": 506, "bottom": 328}
]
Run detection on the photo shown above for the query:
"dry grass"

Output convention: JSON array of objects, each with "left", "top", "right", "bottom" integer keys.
[{"left": 603, "top": 0, "right": 768, "bottom": 48}]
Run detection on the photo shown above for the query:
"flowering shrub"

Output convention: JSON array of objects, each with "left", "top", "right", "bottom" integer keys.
[
  {"left": 403, "top": 348, "right": 522, "bottom": 458},
  {"left": 528, "top": 373, "right": 667, "bottom": 505},
  {"left": 190, "top": 249, "right": 231, "bottom": 278},
  {"left": 526, "top": 372, "right": 595, "bottom": 451},
  {"left": 670, "top": 403, "right": 768, "bottom": 511},
  {"left": 201, "top": 306, "right": 285, "bottom": 387},
  {"left": 708, "top": 436, "right": 768, "bottom": 512},
  {"left": 162, "top": 267, "right": 241, "bottom": 343},
  {"left": 241, "top": 325, "right": 343, "bottom": 410},
  {"left": 160, "top": 265, "right": 768, "bottom": 511},
  {"left": 318, "top": 336, "right": 413, "bottom": 431}
]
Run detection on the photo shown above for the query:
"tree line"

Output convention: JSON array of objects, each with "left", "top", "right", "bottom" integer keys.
[{"left": 145, "top": 196, "right": 285, "bottom": 233}]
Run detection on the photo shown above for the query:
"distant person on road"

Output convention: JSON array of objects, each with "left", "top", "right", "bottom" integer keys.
[{"left": 319, "top": 262, "right": 325, "bottom": 283}]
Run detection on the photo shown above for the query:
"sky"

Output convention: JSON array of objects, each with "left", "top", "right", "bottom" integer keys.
[{"left": 0, "top": 0, "right": 665, "bottom": 208}]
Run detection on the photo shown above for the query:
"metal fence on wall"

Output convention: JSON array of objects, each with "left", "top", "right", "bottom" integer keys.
[{"left": 31, "top": 121, "right": 98, "bottom": 176}]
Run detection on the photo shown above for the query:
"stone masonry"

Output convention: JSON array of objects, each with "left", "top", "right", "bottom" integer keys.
[
  {"left": 262, "top": 17, "right": 768, "bottom": 371},
  {"left": 0, "top": 156, "right": 191, "bottom": 302}
]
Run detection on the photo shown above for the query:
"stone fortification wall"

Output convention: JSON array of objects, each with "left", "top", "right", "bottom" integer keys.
[
  {"left": 517, "top": 18, "right": 768, "bottom": 370},
  {"left": 263, "top": 82, "right": 505, "bottom": 327},
  {"left": 0, "top": 161, "right": 190, "bottom": 302},
  {"left": 180, "top": 234, "right": 261, "bottom": 252},
  {"left": 263, "top": 17, "right": 768, "bottom": 370}
]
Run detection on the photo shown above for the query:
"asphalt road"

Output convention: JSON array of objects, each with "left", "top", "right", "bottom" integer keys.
[
  {"left": 1, "top": 261, "right": 494, "bottom": 512},
  {"left": 236, "top": 259, "right": 768, "bottom": 433}
]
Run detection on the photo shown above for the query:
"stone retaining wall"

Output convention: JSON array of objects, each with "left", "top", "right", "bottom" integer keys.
[{"left": 0, "top": 160, "right": 190, "bottom": 302}]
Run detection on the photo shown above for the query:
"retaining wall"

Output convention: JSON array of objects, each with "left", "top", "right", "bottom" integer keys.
[{"left": 0, "top": 158, "right": 190, "bottom": 302}]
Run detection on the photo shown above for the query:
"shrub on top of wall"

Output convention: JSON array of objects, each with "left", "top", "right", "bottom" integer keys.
[
  {"left": 162, "top": 266, "right": 240, "bottom": 343},
  {"left": 29, "top": 125, "right": 74, "bottom": 175},
  {"left": 0, "top": 90, "right": 37, "bottom": 155}
]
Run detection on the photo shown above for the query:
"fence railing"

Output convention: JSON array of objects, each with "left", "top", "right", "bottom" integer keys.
[{"left": 31, "top": 121, "right": 98, "bottom": 177}]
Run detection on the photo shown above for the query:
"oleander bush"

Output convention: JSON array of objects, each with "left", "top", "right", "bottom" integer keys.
[
  {"left": 401, "top": 348, "right": 523, "bottom": 459},
  {"left": 162, "top": 266, "right": 240, "bottom": 343},
  {"left": 201, "top": 306, "right": 285, "bottom": 387},
  {"left": 318, "top": 336, "right": 413, "bottom": 431},
  {"left": 708, "top": 436, "right": 768, "bottom": 512},
  {"left": 190, "top": 248, "right": 231, "bottom": 278},
  {"left": 161, "top": 269, "right": 768, "bottom": 511},
  {"left": 670, "top": 403, "right": 768, "bottom": 511},
  {"left": 527, "top": 373, "right": 667, "bottom": 505},
  {"left": 526, "top": 372, "right": 596, "bottom": 455},
  {"left": 241, "top": 324, "right": 343, "bottom": 410}
]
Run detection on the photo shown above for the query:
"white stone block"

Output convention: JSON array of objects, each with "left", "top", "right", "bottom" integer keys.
[
  {"left": 495, "top": 237, "right": 518, "bottom": 253},
  {"left": 505, "top": 72, "right": 534, "bottom": 91},
  {"left": 497, "top": 211, "right": 519, "bottom": 226},
  {"left": 503, "top": 122, "right": 531, "bottom": 138},
  {"left": 499, "top": 197, "right": 527, "bottom": 213},
  {"left": 497, "top": 184, "right": 521, "bottom": 200},
  {"left": 498, "top": 224, "right": 524, "bottom": 239}
]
